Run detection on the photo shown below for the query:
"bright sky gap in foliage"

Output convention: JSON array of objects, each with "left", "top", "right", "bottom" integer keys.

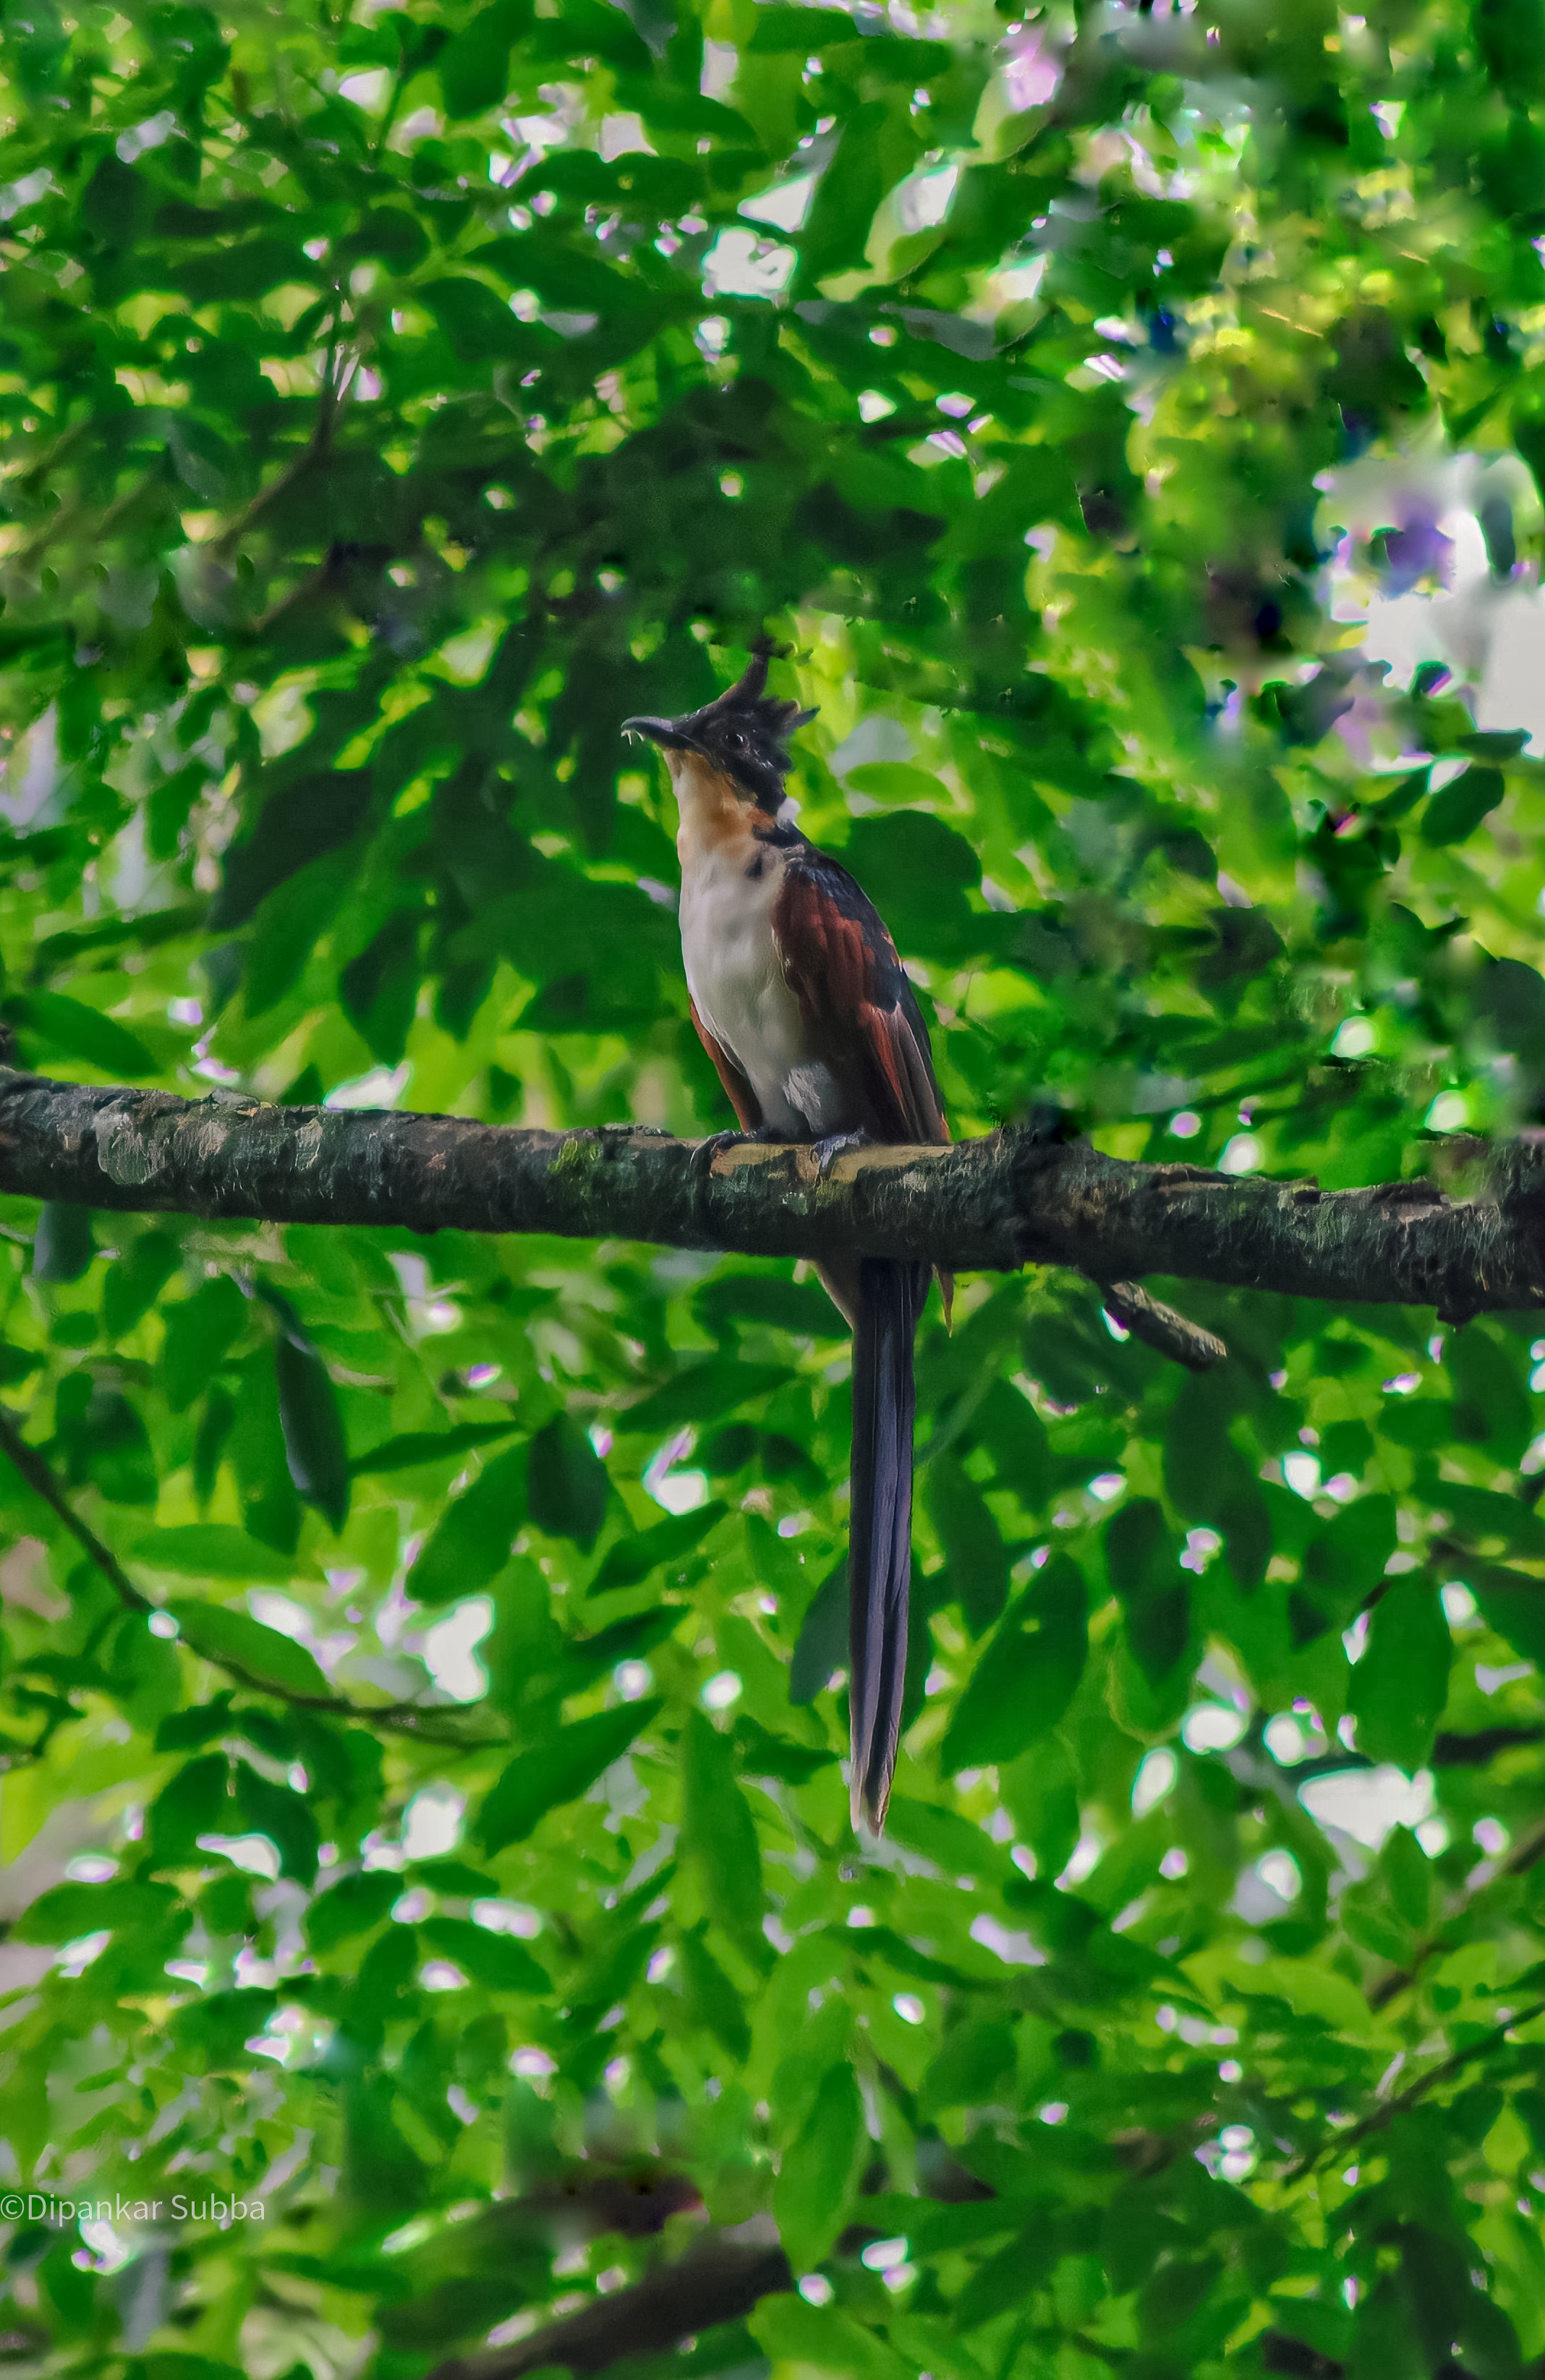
[{"left": 7, "top": 0, "right": 1545, "bottom": 2376}]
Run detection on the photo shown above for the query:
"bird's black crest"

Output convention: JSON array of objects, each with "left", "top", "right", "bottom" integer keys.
[{"left": 678, "top": 638, "right": 818, "bottom": 810}]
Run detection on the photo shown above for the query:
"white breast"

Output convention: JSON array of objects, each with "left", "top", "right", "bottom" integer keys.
[
  {"left": 670, "top": 754, "right": 845, "bottom": 1138},
  {"left": 679, "top": 841, "right": 814, "bottom": 1133}
]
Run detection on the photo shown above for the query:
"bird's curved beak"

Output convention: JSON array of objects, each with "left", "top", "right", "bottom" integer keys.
[{"left": 622, "top": 715, "right": 701, "bottom": 754}]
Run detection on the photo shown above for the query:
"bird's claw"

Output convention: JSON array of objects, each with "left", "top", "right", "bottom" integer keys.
[
  {"left": 690, "top": 1127, "right": 771, "bottom": 1178},
  {"left": 809, "top": 1130, "right": 869, "bottom": 1180},
  {"left": 691, "top": 1127, "right": 866, "bottom": 1182}
]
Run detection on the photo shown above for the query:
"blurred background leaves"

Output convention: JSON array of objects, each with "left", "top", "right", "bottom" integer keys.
[{"left": 4, "top": 1, "right": 1545, "bottom": 2379}]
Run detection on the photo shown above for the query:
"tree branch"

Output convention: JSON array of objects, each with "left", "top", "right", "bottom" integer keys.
[
  {"left": 1097, "top": 1279, "right": 1227, "bottom": 1370},
  {"left": 423, "top": 2228, "right": 792, "bottom": 2380},
  {"left": 1, "top": 1072, "right": 1543, "bottom": 1322}
]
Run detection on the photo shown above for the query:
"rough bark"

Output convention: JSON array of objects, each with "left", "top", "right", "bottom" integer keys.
[{"left": 0, "top": 1068, "right": 1541, "bottom": 1323}]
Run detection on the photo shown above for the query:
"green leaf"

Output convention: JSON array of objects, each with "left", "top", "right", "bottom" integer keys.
[
  {"left": 789, "top": 1560, "right": 848, "bottom": 1703},
  {"left": 590, "top": 1501, "right": 727, "bottom": 1591},
  {"left": 772, "top": 2061, "right": 868, "bottom": 2276},
  {"left": 1421, "top": 764, "right": 1505, "bottom": 845},
  {"left": 925, "top": 1456, "right": 1010, "bottom": 1633},
  {"left": 1382, "top": 1822, "right": 1433, "bottom": 1932},
  {"left": 180, "top": 236, "right": 312, "bottom": 303},
  {"left": 169, "top": 1600, "right": 331, "bottom": 1699},
  {"left": 106, "top": 1609, "right": 182, "bottom": 1729},
  {"left": 163, "top": 1274, "right": 247, "bottom": 1412},
  {"left": 942, "top": 441, "right": 1084, "bottom": 552},
  {"left": 170, "top": 1987, "right": 278, "bottom": 2072},
  {"left": 422, "top": 276, "right": 530, "bottom": 364},
  {"left": 477, "top": 1699, "right": 662, "bottom": 1852},
  {"left": 621, "top": 1359, "right": 792, "bottom": 1436},
  {"left": 306, "top": 1869, "right": 400, "bottom": 1954},
  {"left": 1227, "top": 1953, "right": 1371, "bottom": 2036},
  {"left": 1105, "top": 1498, "right": 1190, "bottom": 1684},
  {"left": 103, "top": 1227, "right": 180, "bottom": 1337},
  {"left": 1458, "top": 728, "right": 1530, "bottom": 761},
  {"left": 696, "top": 1271, "right": 843, "bottom": 1337},
  {"left": 340, "top": 910, "right": 421, "bottom": 1065},
  {"left": 1163, "top": 1375, "right": 1264, "bottom": 1571},
  {"left": 527, "top": 1414, "right": 608, "bottom": 1547},
  {"left": 1300, "top": 1494, "right": 1398, "bottom": 1626},
  {"left": 1468, "top": 1564, "right": 1545, "bottom": 1668},
  {"left": 1447, "top": 1323, "right": 1532, "bottom": 1464},
  {"left": 838, "top": 811, "right": 983, "bottom": 963},
  {"left": 0, "top": 1339, "right": 42, "bottom": 1383},
  {"left": 1438, "top": 1482, "right": 1545, "bottom": 1561},
  {"left": 749, "top": 2295, "right": 914, "bottom": 2380},
  {"left": 409, "top": 1443, "right": 528, "bottom": 1606},
  {"left": 231, "top": 1355, "right": 302, "bottom": 1554},
  {"left": 233, "top": 1760, "right": 320, "bottom": 1885},
  {"left": 148, "top": 1753, "right": 234, "bottom": 1868},
  {"left": 344, "top": 207, "right": 430, "bottom": 271},
  {"left": 1000, "top": 1733, "right": 1081, "bottom": 1881},
  {"left": 272, "top": 1310, "right": 349, "bottom": 1532},
  {"left": 134, "top": 1525, "right": 298, "bottom": 1581},
  {"left": 1350, "top": 1578, "right": 1452, "bottom": 1768},
  {"left": 81, "top": 1387, "right": 158, "bottom": 1505},
  {"left": 919, "top": 2019, "right": 1016, "bottom": 2114},
  {"left": 33, "top": 1201, "right": 94, "bottom": 1283},
  {"left": 678, "top": 1927, "right": 752, "bottom": 2061},
  {"left": 137, "top": 2359, "right": 249, "bottom": 2380},
  {"left": 419, "top": 1916, "right": 549, "bottom": 1993},
  {"left": 137, "top": 2360, "right": 248, "bottom": 2380},
  {"left": 886, "top": 1795, "right": 1013, "bottom": 1886},
  {"left": 15, "top": 1878, "right": 182, "bottom": 1943},
  {"left": 682, "top": 1707, "right": 764, "bottom": 1955},
  {"left": 748, "top": 4, "right": 869, "bottom": 48},
  {"left": 1366, "top": 764, "right": 1431, "bottom": 820},
  {"left": 438, "top": 0, "right": 532, "bottom": 116},
  {"left": 409, "top": 1859, "right": 498, "bottom": 1894},
  {"left": 942, "top": 1554, "right": 1088, "bottom": 1770},
  {"left": 156, "top": 1694, "right": 236, "bottom": 1752},
  {"left": 244, "top": 853, "right": 354, "bottom": 1016},
  {"left": 19, "top": 991, "right": 156, "bottom": 1076},
  {"left": 351, "top": 1420, "right": 522, "bottom": 1475},
  {"left": 842, "top": 761, "right": 950, "bottom": 803}
]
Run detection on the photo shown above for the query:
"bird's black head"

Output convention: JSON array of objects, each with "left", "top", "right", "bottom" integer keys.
[{"left": 622, "top": 639, "right": 817, "bottom": 812}]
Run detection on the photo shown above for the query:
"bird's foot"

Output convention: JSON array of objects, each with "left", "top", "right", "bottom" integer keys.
[
  {"left": 689, "top": 1127, "right": 780, "bottom": 1179},
  {"left": 809, "top": 1130, "right": 870, "bottom": 1180}
]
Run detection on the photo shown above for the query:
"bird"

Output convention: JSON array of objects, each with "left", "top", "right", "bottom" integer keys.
[{"left": 623, "top": 640, "right": 950, "bottom": 1833}]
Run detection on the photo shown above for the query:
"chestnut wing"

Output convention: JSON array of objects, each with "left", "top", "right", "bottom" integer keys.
[
  {"left": 690, "top": 997, "right": 763, "bottom": 1131},
  {"left": 771, "top": 848, "right": 948, "bottom": 1147}
]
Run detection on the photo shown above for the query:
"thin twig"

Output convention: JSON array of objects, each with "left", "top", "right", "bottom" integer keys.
[
  {"left": 1283, "top": 1996, "right": 1545, "bottom": 2179},
  {"left": 0, "top": 1404, "right": 151, "bottom": 1613},
  {"left": 0, "top": 1405, "right": 502, "bottom": 1749},
  {"left": 1098, "top": 1279, "right": 1227, "bottom": 1370},
  {"left": 370, "top": 65, "right": 407, "bottom": 163},
  {"left": 1369, "top": 1812, "right": 1545, "bottom": 2010},
  {"left": 211, "top": 349, "right": 349, "bottom": 559}
]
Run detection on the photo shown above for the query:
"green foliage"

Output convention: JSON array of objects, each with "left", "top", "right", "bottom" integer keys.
[
  {"left": 4, "top": 2, "right": 1545, "bottom": 2378},
  {"left": 477, "top": 1699, "right": 664, "bottom": 1852},
  {"left": 942, "top": 1549, "right": 1087, "bottom": 1766}
]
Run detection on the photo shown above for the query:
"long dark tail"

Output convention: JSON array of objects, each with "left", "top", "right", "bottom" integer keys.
[{"left": 848, "top": 1256, "right": 927, "bottom": 1833}]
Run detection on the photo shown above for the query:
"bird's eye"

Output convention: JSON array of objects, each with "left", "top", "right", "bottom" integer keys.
[{"left": 726, "top": 729, "right": 745, "bottom": 748}]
